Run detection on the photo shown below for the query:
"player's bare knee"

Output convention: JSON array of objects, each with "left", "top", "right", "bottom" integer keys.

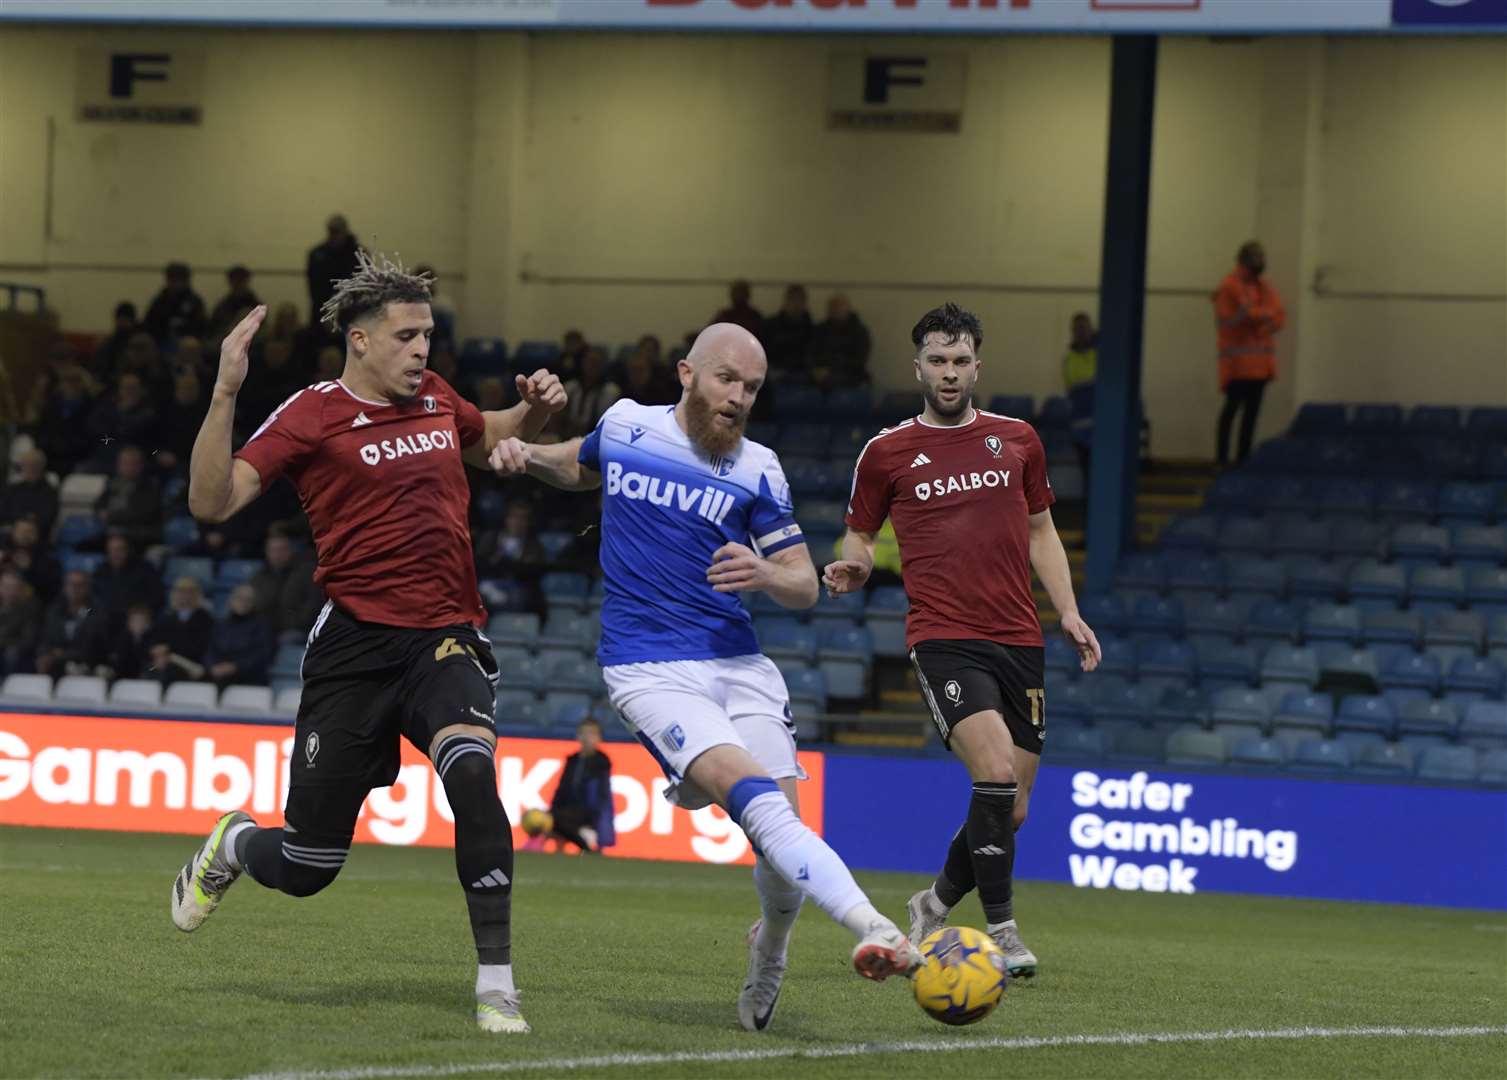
[{"left": 1013, "top": 795, "right": 1031, "bottom": 831}]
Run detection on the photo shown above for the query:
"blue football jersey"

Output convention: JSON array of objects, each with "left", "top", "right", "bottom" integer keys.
[{"left": 578, "top": 400, "right": 805, "bottom": 666}]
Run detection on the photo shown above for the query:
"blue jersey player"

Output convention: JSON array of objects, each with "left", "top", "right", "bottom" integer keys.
[{"left": 489, "top": 323, "right": 917, "bottom": 1032}]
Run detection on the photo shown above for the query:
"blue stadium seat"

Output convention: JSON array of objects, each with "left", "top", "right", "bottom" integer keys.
[
  {"left": 539, "top": 611, "right": 596, "bottom": 649},
  {"left": 810, "top": 589, "right": 865, "bottom": 625},
  {"left": 487, "top": 612, "right": 540, "bottom": 647},
  {"left": 826, "top": 387, "right": 873, "bottom": 420},
  {"left": 216, "top": 558, "right": 262, "bottom": 587},
  {"left": 1272, "top": 690, "right": 1333, "bottom": 735},
  {"left": 1053, "top": 726, "right": 1107, "bottom": 759},
  {"left": 1360, "top": 608, "right": 1422, "bottom": 648},
  {"left": 494, "top": 689, "right": 543, "bottom": 727},
  {"left": 63, "top": 552, "right": 104, "bottom": 576},
  {"left": 987, "top": 394, "right": 1035, "bottom": 420},
  {"left": 1096, "top": 637, "right": 1137, "bottom": 680},
  {"left": 778, "top": 385, "right": 825, "bottom": 420},
  {"left": 1461, "top": 701, "right": 1507, "bottom": 750},
  {"left": 1160, "top": 515, "right": 1219, "bottom": 553},
  {"left": 1317, "top": 478, "right": 1377, "bottom": 522},
  {"left": 472, "top": 489, "right": 507, "bottom": 527},
  {"left": 1445, "top": 656, "right": 1505, "bottom": 699},
  {"left": 1416, "top": 745, "right": 1478, "bottom": 784},
  {"left": 819, "top": 657, "right": 868, "bottom": 699},
  {"left": 1192, "top": 639, "right": 1257, "bottom": 688},
  {"left": 1131, "top": 595, "right": 1183, "bottom": 637},
  {"left": 1273, "top": 517, "right": 1330, "bottom": 557},
  {"left": 1353, "top": 741, "right": 1414, "bottom": 778},
  {"left": 1262, "top": 476, "right": 1310, "bottom": 514},
  {"left": 1468, "top": 567, "right": 1507, "bottom": 611},
  {"left": 1390, "top": 525, "right": 1452, "bottom": 568},
  {"left": 1231, "top": 735, "right": 1287, "bottom": 769},
  {"left": 1397, "top": 698, "right": 1459, "bottom": 741},
  {"left": 1408, "top": 405, "right": 1462, "bottom": 436},
  {"left": 760, "top": 619, "right": 818, "bottom": 662},
  {"left": 1225, "top": 558, "right": 1286, "bottom": 600},
  {"left": 1451, "top": 524, "right": 1507, "bottom": 565},
  {"left": 1485, "top": 446, "right": 1507, "bottom": 482},
  {"left": 1334, "top": 695, "right": 1396, "bottom": 738},
  {"left": 55, "top": 515, "right": 103, "bottom": 549},
  {"left": 1424, "top": 611, "right": 1485, "bottom": 652},
  {"left": 1490, "top": 614, "right": 1507, "bottom": 652},
  {"left": 1286, "top": 558, "right": 1347, "bottom": 602},
  {"left": 1408, "top": 565, "right": 1465, "bottom": 611},
  {"left": 1291, "top": 403, "right": 1348, "bottom": 436},
  {"left": 1115, "top": 553, "right": 1167, "bottom": 593},
  {"left": 1347, "top": 560, "right": 1406, "bottom": 606},
  {"left": 818, "top": 623, "right": 874, "bottom": 664},
  {"left": 163, "top": 556, "right": 214, "bottom": 586},
  {"left": 1051, "top": 680, "right": 1093, "bottom": 725},
  {"left": 1165, "top": 727, "right": 1228, "bottom": 766},
  {"left": 513, "top": 340, "right": 559, "bottom": 367},
  {"left": 1155, "top": 687, "right": 1209, "bottom": 728},
  {"left": 1165, "top": 555, "right": 1225, "bottom": 595},
  {"left": 1303, "top": 603, "right": 1361, "bottom": 645},
  {"left": 1036, "top": 395, "right": 1072, "bottom": 429},
  {"left": 1290, "top": 738, "right": 1352, "bottom": 773},
  {"left": 542, "top": 572, "right": 592, "bottom": 614},
  {"left": 781, "top": 666, "right": 828, "bottom": 711},
  {"left": 1316, "top": 644, "right": 1381, "bottom": 688},
  {"left": 1480, "top": 749, "right": 1507, "bottom": 787},
  {"left": 1090, "top": 682, "right": 1159, "bottom": 727},
  {"left": 1352, "top": 403, "right": 1404, "bottom": 436},
  {"left": 1246, "top": 600, "right": 1304, "bottom": 645},
  {"left": 545, "top": 693, "right": 594, "bottom": 729},
  {"left": 1106, "top": 726, "right": 1165, "bottom": 764},
  {"left": 781, "top": 424, "right": 828, "bottom": 458},
  {"left": 1137, "top": 639, "right": 1196, "bottom": 682},
  {"left": 1183, "top": 596, "right": 1250, "bottom": 639},
  {"left": 1078, "top": 595, "right": 1127, "bottom": 636},
  {"left": 551, "top": 657, "right": 606, "bottom": 695},
  {"left": 1327, "top": 518, "right": 1389, "bottom": 559},
  {"left": 163, "top": 515, "right": 199, "bottom": 551},
  {"left": 1439, "top": 482, "right": 1496, "bottom": 522},
  {"left": 1044, "top": 635, "right": 1081, "bottom": 677},
  {"left": 1217, "top": 517, "right": 1269, "bottom": 555},
  {"left": 1467, "top": 405, "right": 1507, "bottom": 439},
  {"left": 461, "top": 336, "right": 508, "bottom": 369},
  {"left": 1375, "top": 480, "right": 1436, "bottom": 520},
  {"left": 1210, "top": 687, "right": 1272, "bottom": 728},
  {"left": 537, "top": 530, "right": 575, "bottom": 562},
  {"left": 491, "top": 645, "right": 532, "bottom": 673},
  {"left": 1379, "top": 651, "right": 1441, "bottom": 695},
  {"left": 1260, "top": 644, "right": 1318, "bottom": 690},
  {"left": 269, "top": 643, "right": 304, "bottom": 683}
]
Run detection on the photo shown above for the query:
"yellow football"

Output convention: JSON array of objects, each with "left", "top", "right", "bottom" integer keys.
[{"left": 911, "top": 926, "right": 1009, "bottom": 1026}]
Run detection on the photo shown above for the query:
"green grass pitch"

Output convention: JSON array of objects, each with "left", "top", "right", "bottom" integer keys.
[{"left": 2, "top": 825, "right": 1503, "bottom": 1079}]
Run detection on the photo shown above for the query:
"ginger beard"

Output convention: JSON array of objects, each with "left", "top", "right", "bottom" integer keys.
[{"left": 684, "top": 372, "right": 749, "bottom": 458}]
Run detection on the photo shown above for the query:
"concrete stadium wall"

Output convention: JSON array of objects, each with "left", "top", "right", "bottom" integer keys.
[{"left": 1, "top": 28, "right": 1502, "bottom": 457}]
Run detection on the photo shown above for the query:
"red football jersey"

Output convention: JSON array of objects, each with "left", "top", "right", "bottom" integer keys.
[
  {"left": 846, "top": 409, "right": 1054, "bottom": 649},
  {"left": 234, "top": 373, "right": 487, "bottom": 628}
]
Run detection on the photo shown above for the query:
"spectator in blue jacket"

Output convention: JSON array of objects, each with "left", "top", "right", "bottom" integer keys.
[
  {"left": 205, "top": 584, "right": 276, "bottom": 687},
  {"left": 547, "top": 717, "right": 616, "bottom": 853}
]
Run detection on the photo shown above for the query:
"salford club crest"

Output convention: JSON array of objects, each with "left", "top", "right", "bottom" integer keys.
[{"left": 985, "top": 434, "right": 1003, "bottom": 458}]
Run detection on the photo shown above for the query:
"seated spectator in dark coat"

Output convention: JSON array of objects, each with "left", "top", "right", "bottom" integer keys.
[
  {"left": 714, "top": 279, "right": 764, "bottom": 338},
  {"left": 143, "top": 262, "right": 207, "bottom": 344},
  {"left": 204, "top": 584, "right": 275, "bottom": 687},
  {"left": 762, "top": 284, "right": 814, "bottom": 379},
  {"left": 155, "top": 368, "right": 209, "bottom": 474},
  {"left": 808, "top": 292, "right": 872, "bottom": 390},
  {"left": 4, "top": 518, "right": 60, "bottom": 605},
  {"left": 208, "top": 265, "right": 261, "bottom": 346},
  {"left": 478, "top": 501, "right": 547, "bottom": 582},
  {"left": 561, "top": 348, "right": 621, "bottom": 438},
  {"left": 148, "top": 576, "right": 214, "bottom": 683},
  {"left": 88, "top": 374, "right": 159, "bottom": 466},
  {"left": 546, "top": 717, "right": 616, "bottom": 853},
  {"left": 91, "top": 302, "right": 140, "bottom": 382},
  {"left": 0, "top": 569, "right": 39, "bottom": 675},
  {"left": 93, "top": 532, "right": 163, "bottom": 629},
  {"left": 102, "top": 602, "right": 157, "bottom": 681},
  {"left": 36, "top": 570, "right": 110, "bottom": 677},
  {"left": 559, "top": 329, "right": 588, "bottom": 381},
  {"left": 95, "top": 445, "right": 163, "bottom": 548},
  {"left": 1, "top": 449, "right": 59, "bottom": 538},
  {"left": 35, "top": 365, "right": 99, "bottom": 477},
  {"left": 237, "top": 340, "right": 304, "bottom": 441},
  {"left": 118, "top": 332, "right": 175, "bottom": 405},
  {"left": 249, "top": 530, "right": 324, "bottom": 636},
  {"left": 619, "top": 342, "right": 678, "bottom": 406}
]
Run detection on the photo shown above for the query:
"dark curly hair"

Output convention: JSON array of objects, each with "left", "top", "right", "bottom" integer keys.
[
  {"left": 910, "top": 302, "right": 983, "bottom": 353},
  {"left": 319, "top": 249, "right": 433, "bottom": 334}
]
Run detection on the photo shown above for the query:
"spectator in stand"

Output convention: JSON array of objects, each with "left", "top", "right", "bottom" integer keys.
[
  {"left": 477, "top": 500, "right": 547, "bottom": 583},
  {"left": 93, "top": 532, "right": 163, "bottom": 629},
  {"left": 35, "top": 569, "right": 109, "bottom": 677},
  {"left": 808, "top": 292, "right": 872, "bottom": 390},
  {"left": 429, "top": 345, "right": 461, "bottom": 392},
  {"left": 208, "top": 265, "right": 261, "bottom": 345},
  {"left": 95, "top": 445, "right": 163, "bottom": 548},
  {"left": 4, "top": 518, "right": 60, "bottom": 605},
  {"left": 88, "top": 372, "right": 158, "bottom": 465},
  {"left": 236, "top": 339, "right": 303, "bottom": 440},
  {"left": 315, "top": 344, "right": 343, "bottom": 382},
  {"left": 267, "top": 301, "right": 318, "bottom": 379},
  {"left": 92, "top": 302, "right": 140, "bottom": 381},
  {"left": 102, "top": 602, "right": 157, "bottom": 681},
  {"left": 559, "top": 329, "right": 588, "bottom": 380},
  {"left": 474, "top": 377, "right": 508, "bottom": 415},
  {"left": 143, "top": 262, "right": 207, "bottom": 344},
  {"left": 156, "top": 368, "right": 210, "bottom": 474},
  {"left": 619, "top": 343, "right": 678, "bottom": 406},
  {"left": 0, "top": 569, "right": 39, "bottom": 675},
  {"left": 1, "top": 449, "right": 59, "bottom": 538},
  {"left": 561, "top": 347, "right": 621, "bottom": 438},
  {"left": 172, "top": 336, "right": 209, "bottom": 384},
  {"left": 33, "top": 365, "right": 98, "bottom": 477},
  {"left": 204, "top": 584, "right": 275, "bottom": 687},
  {"left": 1213, "top": 240, "right": 1286, "bottom": 466},
  {"left": 762, "top": 284, "right": 814, "bottom": 380},
  {"left": 249, "top": 529, "right": 323, "bottom": 637},
  {"left": 148, "top": 576, "right": 214, "bottom": 684},
  {"left": 544, "top": 716, "right": 615, "bottom": 853},
  {"left": 413, "top": 264, "right": 457, "bottom": 355},
  {"left": 307, "top": 214, "right": 361, "bottom": 329},
  {"left": 633, "top": 334, "right": 662, "bottom": 368},
  {"left": 714, "top": 279, "right": 764, "bottom": 338},
  {"left": 118, "top": 332, "right": 174, "bottom": 404},
  {"left": 1063, "top": 312, "right": 1098, "bottom": 391}
]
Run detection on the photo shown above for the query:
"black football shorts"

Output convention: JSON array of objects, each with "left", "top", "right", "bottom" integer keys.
[{"left": 908, "top": 638, "right": 1045, "bottom": 755}]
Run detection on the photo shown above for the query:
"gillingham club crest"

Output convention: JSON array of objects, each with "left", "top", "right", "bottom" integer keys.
[{"left": 984, "top": 434, "right": 1003, "bottom": 458}]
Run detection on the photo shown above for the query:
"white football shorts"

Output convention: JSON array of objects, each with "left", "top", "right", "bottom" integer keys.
[{"left": 603, "top": 653, "right": 805, "bottom": 811}]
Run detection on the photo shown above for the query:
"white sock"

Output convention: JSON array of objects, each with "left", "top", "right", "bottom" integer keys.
[
  {"left": 736, "top": 790, "right": 870, "bottom": 936},
  {"left": 837, "top": 900, "right": 895, "bottom": 940},
  {"left": 476, "top": 964, "right": 515, "bottom": 997},
  {"left": 925, "top": 885, "right": 952, "bottom": 915},
  {"left": 224, "top": 821, "right": 255, "bottom": 870},
  {"left": 986, "top": 919, "right": 1017, "bottom": 935},
  {"left": 752, "top": 855, "right": 803, "bottom": 959}
]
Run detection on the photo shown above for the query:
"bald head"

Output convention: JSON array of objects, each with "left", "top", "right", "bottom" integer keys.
[
  {"left": 685, "top": 322, "right": 767, "bottom": 375},
  {"left": 678, "top": 323, "right": 765, "bottom": 457}
]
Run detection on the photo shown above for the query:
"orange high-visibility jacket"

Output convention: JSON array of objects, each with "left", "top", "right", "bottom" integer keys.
[{"left": 1212, "top": 266, "right": 1286, "bottom": 392}]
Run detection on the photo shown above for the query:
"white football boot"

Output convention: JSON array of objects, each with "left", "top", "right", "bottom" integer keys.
[
  {"left": 738, "top": 920, "right": 786, "bottom": 1032},
  {"left": 851, "top": 919, "right": 921, "bottom": 982},
  {"left": 990, "top": 920, "right": 1038, "bottom": 979},
  {"left": 476, "top": 990, "right": 530, "bottom": 1034},
  {"left": 906, "top": 888, "right": 949, "bottom": 947},
  {"left": 171, "top": 811, "right": 253, "bottom": 932}
]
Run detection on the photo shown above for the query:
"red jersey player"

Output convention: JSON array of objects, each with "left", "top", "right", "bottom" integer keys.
[
  {"left": 169, "top": 253, "right": 565, "bottom": 1034},
  {"left": 823, "top": 302, "right": 1100, "bottom": 979}
]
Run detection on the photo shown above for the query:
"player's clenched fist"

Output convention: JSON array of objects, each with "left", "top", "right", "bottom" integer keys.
[
  {"left": 214, "top": 304, "right": 267, "bottom": 398},
  {"left": 489, "top": 437, "right": 532, "bottom": 477},
  {"left": 707, "top": 542, "right": 773, "bottom": 594},
  {"left": 516, "top": 370, "right": 567, "bottom": 414},
  {"left": 821, "top": 559, "right": 869, "bottom": 598}
]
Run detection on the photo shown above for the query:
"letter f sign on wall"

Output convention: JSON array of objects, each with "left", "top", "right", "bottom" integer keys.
[
  {"left": 109, "top": 53, "right": 171, "bottom": 98},
  {"left": 864, "top": 56, "right": 926, "bottom": 104}
]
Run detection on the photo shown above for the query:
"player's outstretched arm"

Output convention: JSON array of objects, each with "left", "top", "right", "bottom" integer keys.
[
  {"left": 464, "top": 370, "right": 568, "bottom": 470},
  {"left": 188, "top": 306, "right": 266, "bottom": 524},
  {"left": 1027, "top": 508, "right": 1101, "bottom": 672},
  {"left": 822, "top": 529, "right": 876, "bottom": 598},
  {"left": 708, "top": 542, "right": 819, "bottom": 609},
  {"left": 489, "top": 436, "right": 602, "bottom": 492}
]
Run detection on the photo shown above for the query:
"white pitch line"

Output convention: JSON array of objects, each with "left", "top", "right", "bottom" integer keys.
[{"left": 229, "top": 1024, "right": 1507, "bottom": 1080}]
